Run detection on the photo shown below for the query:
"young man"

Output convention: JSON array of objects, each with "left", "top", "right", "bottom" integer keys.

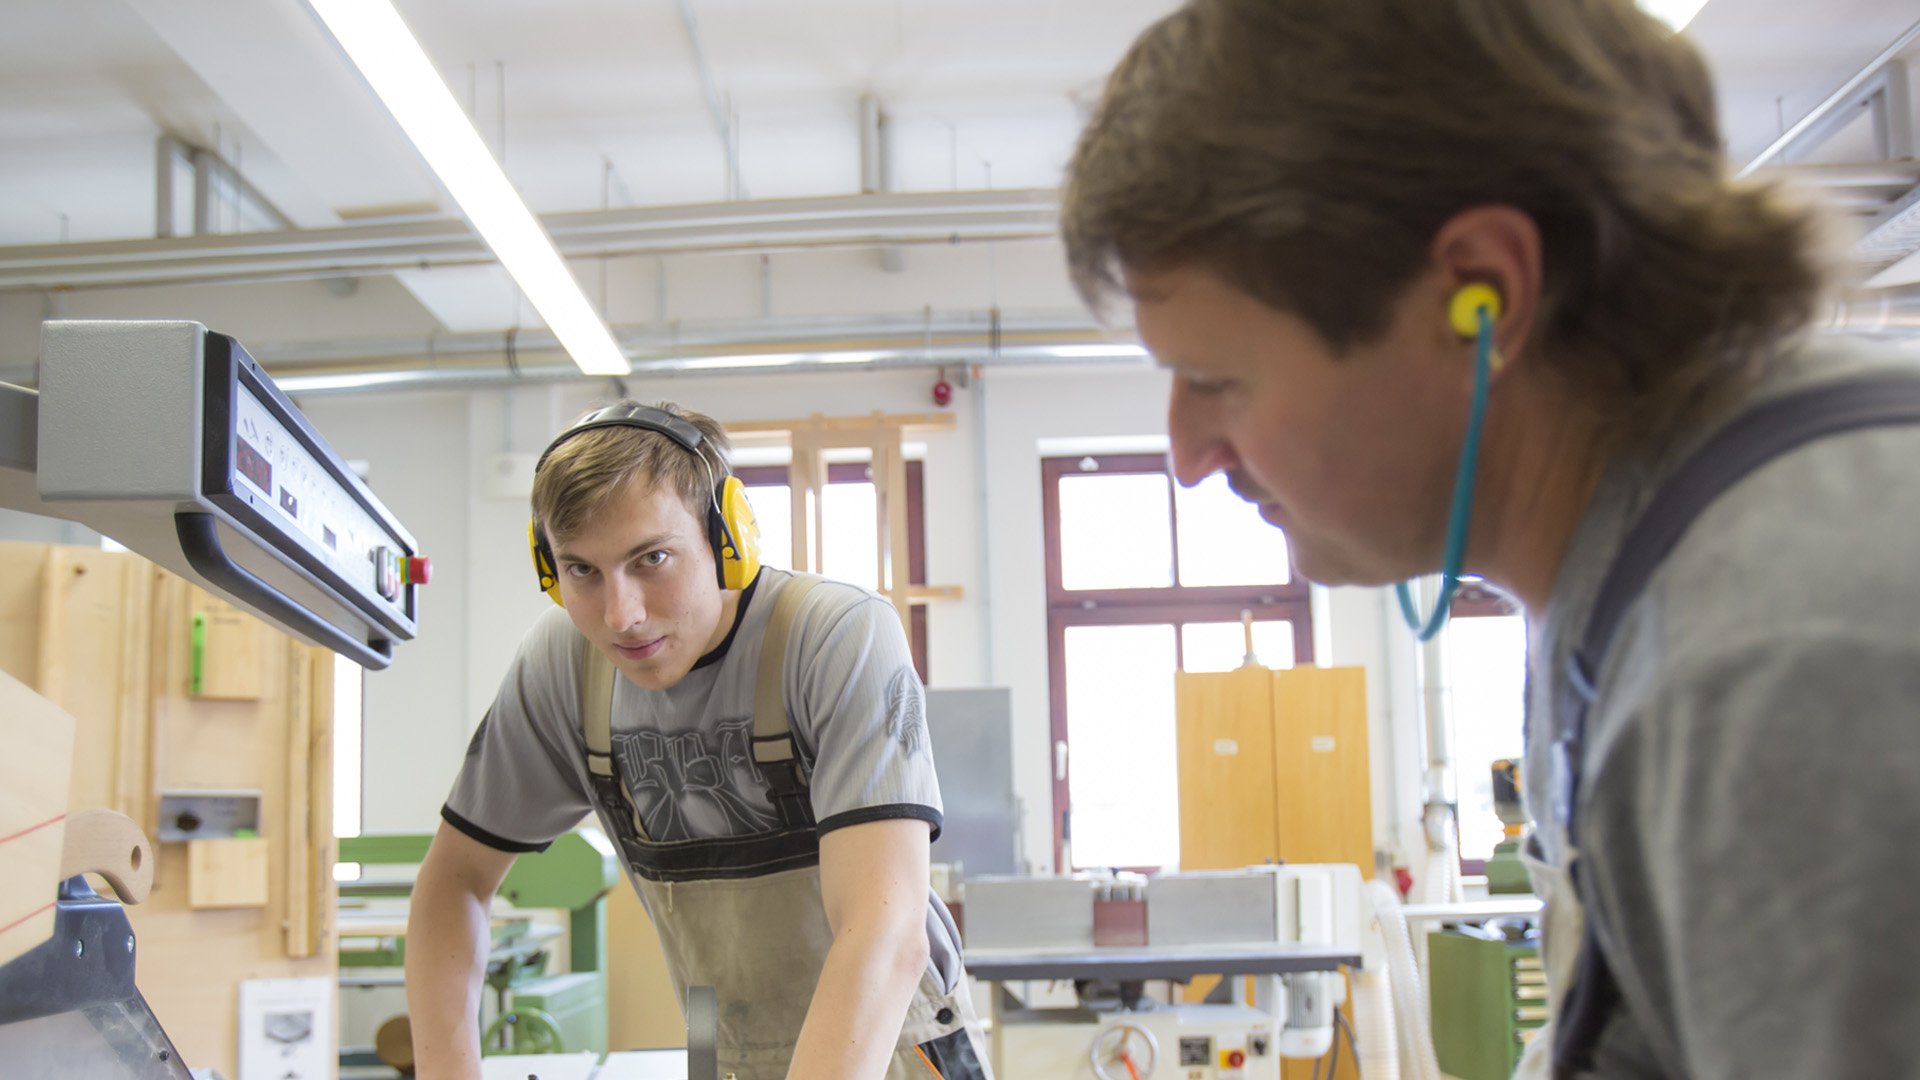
[
  {"left": 404, "top": 402, "right": 989, "bottom": 1080},
  {"left": 1065, "top": 2, "right": 1920, "bottom": 1078}
]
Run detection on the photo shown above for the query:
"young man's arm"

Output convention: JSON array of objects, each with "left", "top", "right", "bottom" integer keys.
[
  {"left": 785, "top": 817, "right": 934, "bottom": 1080},
  {"left": 404, "top": 822, "right": 519, "bottom": 1080}
]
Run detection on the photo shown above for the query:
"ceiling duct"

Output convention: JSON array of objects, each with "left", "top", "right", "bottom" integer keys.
[{"left": 0, "top": 189, "right": 1058, "bottom": 292}]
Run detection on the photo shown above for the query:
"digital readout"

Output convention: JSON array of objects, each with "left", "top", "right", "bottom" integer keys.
[{"left": 236, "top": 436, "right": 273, "bottom": 494}]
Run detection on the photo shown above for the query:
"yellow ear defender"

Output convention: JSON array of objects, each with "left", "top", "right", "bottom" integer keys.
[
  {"left": 1449, "top": 282, "right": 1503, "bottom": 339},
  {"left": 527, "top": 404, "right": 762, "bottom": 607},
  {"left": 530, "top": 520, "right": 564, "bottom": 605}
]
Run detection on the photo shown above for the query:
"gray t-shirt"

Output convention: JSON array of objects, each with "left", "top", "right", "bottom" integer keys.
[
  {"left": 1524, "top": 337, "right": 1920, "bottom": 1078},
  {"left": 444, "top": 567, "right": 963, "bottom": 985}
]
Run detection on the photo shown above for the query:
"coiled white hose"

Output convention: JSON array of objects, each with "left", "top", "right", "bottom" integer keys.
[
  {"left": 1367, "top": 879, "right": 1445, "bottom": 1080},
  {"left": 1353, "top": 967, "right": 1401, "bottom": 1080}
]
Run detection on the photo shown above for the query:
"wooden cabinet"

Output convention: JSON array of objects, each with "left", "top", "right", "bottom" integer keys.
[
  {"left": 1177, "top": 664, "right": 1373, "bottom": 874},
  {"left": 0, "top": 542, "right": 339, "bottom": 1078},
  {"left": 1176, "top": 663, "right": 1373, "bottom": 1080}
]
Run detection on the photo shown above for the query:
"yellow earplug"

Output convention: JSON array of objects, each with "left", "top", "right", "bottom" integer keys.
[{"left": 1449, "top": 283, "right": 1503, "bottom": 339}]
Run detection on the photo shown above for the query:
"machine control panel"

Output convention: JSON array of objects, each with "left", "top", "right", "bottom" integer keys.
[
  {"left": 231, "top": 386, "right": 412, "bottom": 617},
  {"left": 33, "top": 321, "right": 423, "bottom": 669}
]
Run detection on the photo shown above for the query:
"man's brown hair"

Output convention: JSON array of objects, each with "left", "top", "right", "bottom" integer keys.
[
  {"left": 1064, "top": 0, "right": 1832, "bottom": 436},
  {"left": 532, "top": 401, "right": 730, "bottom": 545}
]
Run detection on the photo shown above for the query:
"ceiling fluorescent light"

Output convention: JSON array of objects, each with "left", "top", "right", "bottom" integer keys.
[
  {"left": 304, "top": 0, "right": 629, "bottom": 377},
  {"left": 275, "top": 370, "right": 429, "bottom": 393},
  {"left": 1048, "top": 344, "right": 1151, "bottom": 360},
  {"left": 1639, "top": 0, "right": 1709, "bottom": 30},
  {"left": 669, "top": 355, "right": 804, "bottom": 371}
]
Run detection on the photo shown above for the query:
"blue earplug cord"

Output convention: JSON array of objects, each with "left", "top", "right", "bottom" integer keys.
[{"left": 1395, "top": 304, "right": 1495, "bottom": 641}]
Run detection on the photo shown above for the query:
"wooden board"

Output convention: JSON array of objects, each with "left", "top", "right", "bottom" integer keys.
[
  {"left": 1271, "top": 666, "right": 1374, "bottom": 874},
  {"left": 1175, "top": 665, "right": 1279, "bottom": 872},
  {"left": 188, "top": 594, "right": 267, "bottom": 701},
  {"left": 39, "top": 546, "right": 147, "bottom": 816},
  {"left": 189, "top": 837, "right": 271, "bottom": 909},
  {"left": 0, "top": 668, "right": 76, "bottom": 966},
  {"left": 0, "top": 542, "right": 50, "bottom": 686},
  {"left": 122, "top": 572, "right": 335, "bottom": 1077},
  {"left": 0, "top": 546, "right": 339, "bottom": 1076}
]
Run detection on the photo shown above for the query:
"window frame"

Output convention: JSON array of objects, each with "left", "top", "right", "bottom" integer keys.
[
  {"left": 735, "top": 459, "right": 929, "bottom": 682},
  {"left": 1042, "top": 453, "right": 1315, "bottom": 872}
]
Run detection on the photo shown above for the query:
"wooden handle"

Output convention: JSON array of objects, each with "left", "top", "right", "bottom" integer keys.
[{"left": 59, "top": 808, "right": 154, "bottom": 905}]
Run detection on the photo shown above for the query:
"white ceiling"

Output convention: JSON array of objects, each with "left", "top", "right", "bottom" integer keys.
[{"left": 3, "top": 0, "right": 1918, "bottom": 375}]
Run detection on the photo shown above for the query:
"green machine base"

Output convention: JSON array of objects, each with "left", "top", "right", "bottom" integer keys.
[
  {"left": 491, "top": 972, "right": 609, "bottom": 1056},
  {"left": 1429, "top": 925, "right": 1545, "bottom": 1080}
]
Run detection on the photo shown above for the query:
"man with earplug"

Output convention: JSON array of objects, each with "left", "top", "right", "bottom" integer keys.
[{"left": 1061, "top": 2, "right": 1920, "bottom": 1078}]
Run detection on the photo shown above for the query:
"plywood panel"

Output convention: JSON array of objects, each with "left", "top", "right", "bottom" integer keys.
[
  {"left": 116, "top": 574, "right": 335, "bottom": 1078},
  {"left": 40, "top": 546, "right": 146, "bottom": 816},
  {"left": 0, "top": 547, "right": 339, "bottom": 1075},
  {"left": 189, "top": 594, "right": 267, "bottom": 701},
  {"left": 0, "top": 669, "right": 76, "bottom": 967},
  {"left": 189, "top": 837, "right": 271, "bottom": 909},
  {"left": 297, "top": 648, "right": 338, "bottom": 961},
  {"left": 112, "top": 561, "right": 157, "bottom": 825},
  {"left": 605, "top": 883, "right": 685, "bottom": 1050},
  {"left": 1175, "top": 666, "right": 1279, "bottom": 872},
  {"left": 0, "top": 542, "right": 50, "bottom": 685},
  {"left": 1271, "top": 667, "right": 1373, "bottom": 875}
]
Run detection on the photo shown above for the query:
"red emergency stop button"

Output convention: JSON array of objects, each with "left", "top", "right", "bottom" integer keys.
[
  {"left": 1227, "top": 1050, "right": 1246, "bottom": 1068},
  {"left": 406, "top": 556, "right": 432, "bottom": 585}
]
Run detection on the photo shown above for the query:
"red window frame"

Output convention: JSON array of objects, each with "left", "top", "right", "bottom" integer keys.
[{"left": 1041, "top": 453, "right": 1315, "bottom": 872}]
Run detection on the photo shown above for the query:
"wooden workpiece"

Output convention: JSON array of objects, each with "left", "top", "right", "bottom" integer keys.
[{"left": 0, "top": 667, "right": 77, "bottom": 968}]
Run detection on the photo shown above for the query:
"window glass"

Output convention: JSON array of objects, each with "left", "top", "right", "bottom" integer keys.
[
  {"left": 742, "top": 484, "right": 793, "bottom": 572},
  {"left": 332, "top": 660, "right": 364, "bottom": 840},
  {"left": 1448, "top": 614, "right": 1528, "bottom": 863},
  {"left": 1179, "top": 620, "right": 1297, "bottom": 673},
  {"left": 821, "top": 481, "right": 879, "bottom": 591},
  {"left": 1064, "top": 623, "right": 1180, "bottom": 869},
  {"left": 1059, "top": 473, "right": 1174, "bottom": 590},
  {"left": 1173, "top": 473, "right": 1292, "bottom": 586}
]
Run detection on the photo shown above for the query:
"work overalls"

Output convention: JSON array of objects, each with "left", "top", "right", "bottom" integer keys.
[
  {"left": 578, "top": 573, "right": 992, "bottom": 1080},
  {"left": 1512, "top": 375, "right": 1920, "bottom": 1079}
]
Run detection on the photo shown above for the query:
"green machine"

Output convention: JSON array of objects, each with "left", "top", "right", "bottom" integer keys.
[
  {"left": 1427, "top": 759, "right": 1543, "bottom": 1079},
  {"left": 337, "top": 830, "right": 621, "bottom": 1067},
  {"left": 1429, "top": 921, "right": 1546, "bottom": 1080}
]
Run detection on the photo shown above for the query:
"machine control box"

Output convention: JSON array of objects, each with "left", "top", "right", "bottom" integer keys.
[{"left": 36, "top": 321, "right": 422, "bottom": 669}]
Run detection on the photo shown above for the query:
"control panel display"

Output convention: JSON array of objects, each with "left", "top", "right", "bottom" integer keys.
[{"left": 231, "top": 381, "right": 410, "bottom": 619}]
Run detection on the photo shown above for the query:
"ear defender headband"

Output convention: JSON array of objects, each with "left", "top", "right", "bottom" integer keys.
[
  {"left": 1395, "top": 283, "right": 1503, "bottom": 641},
  {"left": 527, "top": 404, "right": 762, "bottom": 606}
]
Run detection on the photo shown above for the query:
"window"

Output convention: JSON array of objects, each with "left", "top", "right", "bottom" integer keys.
[
  {"left": 1043, "top": 455, "right": 1313, "bottom": 872},
  {"left": 1446, "top": 582, "right": 1527, "bottom": 870},
  {"left": 737, "top": 460, "right": 929, "bottom": 681}
]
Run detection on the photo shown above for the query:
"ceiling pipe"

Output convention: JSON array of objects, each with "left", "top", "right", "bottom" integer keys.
[
  {"left": 673, "top": 0, "right": 744, "bottom": 201},
  {"left": 221, "top": 309, "right": 1142, "bottom": 395},
  {"left": 0, "top": 188, "right": 1058, "bottom": 292},
  {"left": 214, "top": 287, "right": 1920, "bottom": 394},
  {"left": 1740, "top": 17, "right": 1920, "bottom": 177},
  {"left": 860, "top": 94, "right": 906, "bottom": 273},
  {"left": 1819, "top": 283, "right": 1920, "bottom": 333}
]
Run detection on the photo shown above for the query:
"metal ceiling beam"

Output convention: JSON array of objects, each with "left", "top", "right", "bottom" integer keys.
[
  {"left": 0, "top": 188, "right": 1059, "bottom": 292},
  {"left": 1740, "top": 18, "right": 1920, "bottom": 177}
]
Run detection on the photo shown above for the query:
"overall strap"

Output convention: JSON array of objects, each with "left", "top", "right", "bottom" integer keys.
[
  {"left": 754, "top": 573, "right": 826, "bottom": 827},
  {"left": 1552, "top": 373, "right": 1920, "bottom": 1077},
  {"left": 582, "top": 634, "right": 618, "bottom": 777},
  {"left": 1554, "top": 374, "right": 1920, "bottom": 839}
]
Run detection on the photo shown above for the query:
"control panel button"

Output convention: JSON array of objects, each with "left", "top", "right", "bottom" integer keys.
[
  {"left": 374, "top": 546, "right": 401, "bottom": 601},
  {"left": 406, "top": 555, "right": 432, "bottom": 586}
]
